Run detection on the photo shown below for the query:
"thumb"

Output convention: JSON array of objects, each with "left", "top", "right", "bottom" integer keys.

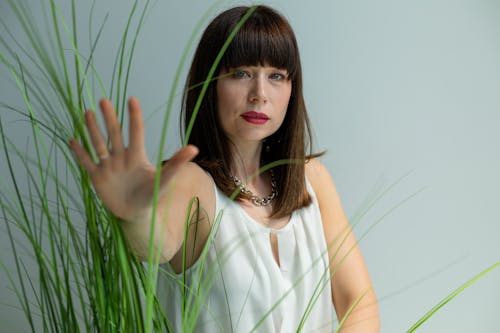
[
  {"left": 159, "top": 144, "right": 199, "bottom": 184},
  {"left": 169, "top": 144, "right": 199, "bottom": 166}
]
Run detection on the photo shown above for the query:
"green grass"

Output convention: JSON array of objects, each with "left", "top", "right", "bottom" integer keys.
[{"left": 0, "top": 1, "right": 498, "bottom": 332}]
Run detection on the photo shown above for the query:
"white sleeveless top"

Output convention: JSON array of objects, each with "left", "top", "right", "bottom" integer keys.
[{"left": 158, "top": 179, "right": 335, "bottom": 332}]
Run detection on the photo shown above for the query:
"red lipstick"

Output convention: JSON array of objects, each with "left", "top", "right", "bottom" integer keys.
[{"left": 241, "top": 111, "right": 269, "bottom": 124}]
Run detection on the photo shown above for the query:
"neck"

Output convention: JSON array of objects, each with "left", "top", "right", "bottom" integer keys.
[
  {"left": 229, "top": 139, "right": 277, "bottom": 205},
  {"left": 230, "top": 140, "right": 263, "bottom": 185}
]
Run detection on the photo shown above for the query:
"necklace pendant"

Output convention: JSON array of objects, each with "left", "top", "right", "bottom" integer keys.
[{"left": 231, "top": 170, "right": 278, "bottom": 207}]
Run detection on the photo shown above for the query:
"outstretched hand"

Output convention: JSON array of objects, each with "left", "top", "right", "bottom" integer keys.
[{"left": 70, "top": 97, "right": 198, "bottom": 222}]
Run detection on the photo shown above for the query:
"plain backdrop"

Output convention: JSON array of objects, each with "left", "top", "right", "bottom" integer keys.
[{"left": 1, "top": 1, "right": 499, "bottom": 332}]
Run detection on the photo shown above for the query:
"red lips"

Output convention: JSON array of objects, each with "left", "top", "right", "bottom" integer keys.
[{"left": 241, "top": 111, "right": 269, "bottom": 124}]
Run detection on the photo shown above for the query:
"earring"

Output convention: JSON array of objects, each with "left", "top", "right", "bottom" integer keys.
[{"left": 263, "top": 138, "right": 271, "bottom": 153}]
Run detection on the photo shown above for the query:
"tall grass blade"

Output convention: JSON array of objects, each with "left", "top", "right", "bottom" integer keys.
[{"left": 406, "top": 261, "right": 500, "bottom": 332}]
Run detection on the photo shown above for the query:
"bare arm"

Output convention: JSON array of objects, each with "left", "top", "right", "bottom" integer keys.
[
  {"left": 306, "top": 159, "right": 380, "bottom": 332},
  {"left": 70, "top": 97, "right": 214, "bottom": 263}
]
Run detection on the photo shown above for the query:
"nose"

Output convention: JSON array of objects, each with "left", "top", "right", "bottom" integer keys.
[{"left": 249, "top": 75, "right": 268, "bottom": 104}]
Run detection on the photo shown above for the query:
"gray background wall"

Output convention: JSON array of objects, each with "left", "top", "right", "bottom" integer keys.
[{"left": 1, "top": 0, "right": 499, "bottom": 332}]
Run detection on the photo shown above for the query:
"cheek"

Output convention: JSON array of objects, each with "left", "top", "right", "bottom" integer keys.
[
  {"left": 216, "top": 91, "right": 230, "bottom": 119},
  {"left": 216, "top": 85, "right": 237, "bottom": 133},
  {"left": 280, "top": 87, "right": 292, "bottom": 113},
  {"left": 217, "top": 84, "right": 240, "bottom": 113},
  {"left": 276, "top": 88, "right": 292, "bottom": 125}
]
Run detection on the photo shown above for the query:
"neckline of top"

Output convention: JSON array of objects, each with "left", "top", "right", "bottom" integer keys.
[{"left": 230, "top": 199, "right": 297, "bottom": 234}]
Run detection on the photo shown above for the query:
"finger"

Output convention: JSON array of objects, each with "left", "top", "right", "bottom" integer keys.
[
  {"left": 128, "top": 96, "right": 145, "bottom": 153},
  {"left": 160, "top": 145, "right": 199, "bottom": 185},
  {"left": 168, "top": 145, "right": 199, "bottom": 168},
  {"left": 85, "top": 110, "right": 110, "bottom": 161},
  {"left": 69, "top": 139, "right": 98, "bottom": 173},
  {"left": 100, "top": 99, "right": 124, "bottom": 154}
]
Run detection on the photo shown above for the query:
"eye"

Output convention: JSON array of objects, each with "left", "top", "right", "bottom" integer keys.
[
  {"left": 269, "top": 72, "right": 288, "bottom": 81},
  {"left": 232, "top": 70, "right": 250, "bottom": 79}
]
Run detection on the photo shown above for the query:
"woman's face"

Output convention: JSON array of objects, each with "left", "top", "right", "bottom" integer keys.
[{"left": 216, "top": 65, "right": 292, "bottom": 147}]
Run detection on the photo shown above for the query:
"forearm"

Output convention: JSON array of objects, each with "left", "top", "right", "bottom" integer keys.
[{"left": 119, "top": 208, "right": 178, "bottom": 262}]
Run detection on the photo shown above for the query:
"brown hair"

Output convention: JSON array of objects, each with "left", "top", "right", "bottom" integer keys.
[{"left": 181, "top": 5, "right": 320, "bottom": 218}]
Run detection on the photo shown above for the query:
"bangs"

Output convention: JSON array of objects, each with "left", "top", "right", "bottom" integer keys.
[{"left": 219, "top": 9, "right": 299, "bottom": 79}]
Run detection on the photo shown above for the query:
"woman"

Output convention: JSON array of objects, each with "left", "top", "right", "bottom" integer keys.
[{"left": 70, "top": 5, "right": 380, "bottom": 332}]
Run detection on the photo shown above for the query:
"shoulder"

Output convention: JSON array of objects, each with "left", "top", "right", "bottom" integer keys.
[
  {"left": 168, "top": 161, "right": 217, "bottom": 272},
  {"left": 174, "top": 161, "right": 213, "bottom": 188},
  {"left": 305, "top": 158, "right": 328, "bottom": 179},
  {"left": 305, "top": 158, "right": 334, "bottom": 199},
  {"left": 305, "top": 158, "right": 345, "bottom": 221},
  {"left": 173, "top": 161, "right": 216, "bottom": 214}
]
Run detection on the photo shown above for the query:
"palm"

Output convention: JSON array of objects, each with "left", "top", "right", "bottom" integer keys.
[{"left": 70, "top": 97, "right": 197, "bottom": 221}]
